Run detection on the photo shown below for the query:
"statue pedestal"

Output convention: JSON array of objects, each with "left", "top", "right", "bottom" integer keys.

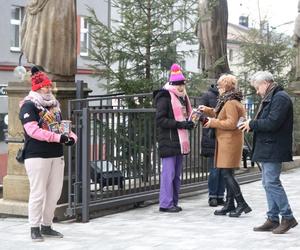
[{"left": 0, "top": 80, "right": 90, "bottom": 218}]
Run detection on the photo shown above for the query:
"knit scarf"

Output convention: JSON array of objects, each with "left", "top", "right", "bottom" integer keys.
[
  {"left": 164, "top": 83, "right": 192, "bottom": 154},
  {"left": 20, "top": 91, "right": 62, "bottom": 130},
  {"left": 22, "top": 91, "right": 60, "bottom": 111},
  {"left": 215, "top": 90, "right": 243, "bottom": 116},
  {"left": 254, "top": 82, "right": 278, "bottom": 120}
]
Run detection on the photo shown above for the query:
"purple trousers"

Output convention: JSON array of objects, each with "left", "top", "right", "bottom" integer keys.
[{"left": 159, "top": 155, "right": 183, "bottom": 208}]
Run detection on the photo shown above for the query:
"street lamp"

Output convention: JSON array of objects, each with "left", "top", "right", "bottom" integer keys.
[{"left": 13, "top": 52, "right": 26, "bottom": 80}]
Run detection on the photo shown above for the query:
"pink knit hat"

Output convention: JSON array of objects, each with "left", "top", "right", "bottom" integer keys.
[{"left": 169, "top": 63, "right": 186, "bottom": 84}]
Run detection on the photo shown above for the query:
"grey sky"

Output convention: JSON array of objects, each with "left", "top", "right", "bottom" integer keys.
[{"left": 228, "top": 0, "right": 298, "bottom": 35}]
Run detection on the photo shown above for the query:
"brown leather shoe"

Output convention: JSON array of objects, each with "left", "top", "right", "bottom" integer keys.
[
  {"left": 272, "top": 217, "right": 298, "bottom": 234},
  {"left": 253, "top": 219, "right": 279, "bottom": 232}
]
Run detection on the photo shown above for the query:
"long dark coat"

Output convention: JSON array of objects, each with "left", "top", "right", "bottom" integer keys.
[
  {"left": 153, "top": 89, "right": 187, "bottom": 158},
  {"left": 250, "top": 86, "right": 293, "bottom": 162},
  {"left": 198, "top": 86, "right": 218, "bottom": 157}
]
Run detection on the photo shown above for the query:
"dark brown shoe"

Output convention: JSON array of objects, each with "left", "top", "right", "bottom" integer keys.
[
  {"left": 272, "top": 217, "right": 298, "bottom": 234},
  {"left": 253, "top": 219, "right": 279, "bottom": 232}
]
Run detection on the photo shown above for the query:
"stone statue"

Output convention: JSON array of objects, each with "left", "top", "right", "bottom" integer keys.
[
  {"left": 293, "top": 0, "right": 300, "bottom": 80},
  {"left": 21, "top": 0, "right": 77, "bottom": 82},
  {"left": 196, "top": 0, "right": 230, "bottom": 79}
]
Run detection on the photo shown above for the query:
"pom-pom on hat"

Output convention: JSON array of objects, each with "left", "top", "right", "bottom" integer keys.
[
  {"left": 169, "top": 63, "right": 186, "bottom": 85},
  {"left": 31, "top": 67, "right": 52, "bottom": 91}
]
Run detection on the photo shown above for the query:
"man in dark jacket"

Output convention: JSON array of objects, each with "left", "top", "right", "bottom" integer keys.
[
  {"left": 199, "top": 85, "right": 225, "bottom": 207},
  {"left": 240, "top": 71, "right": 298, "bottom": 234}
]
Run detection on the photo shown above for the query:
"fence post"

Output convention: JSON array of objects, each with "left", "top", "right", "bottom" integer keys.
[
  {"left": 66, "top": 100, "right": 74, "bottom": 216},
  {"left": 82, "top": 107, "right": 90, "bottom": 222},
  {"left": 76, "top": 80, "right": 84, "bottom": 99},
  {"left": 76, "top": 80, "right": 84, "bottom": 205}
]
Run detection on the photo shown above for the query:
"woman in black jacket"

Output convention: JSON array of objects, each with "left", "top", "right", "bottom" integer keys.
[
  {"left": 199, "top": 85, "right": 225, "bottom": 207},
  {"left": 154, "top": 64, "right": 194, "bottom": 213},
  {"left": 19, "top": 67, "right": 77, "bottom": 241}
]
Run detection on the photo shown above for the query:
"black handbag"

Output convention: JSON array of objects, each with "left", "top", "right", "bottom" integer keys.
[{"left": 16, "top": 140, "right": 28, "bottom": 164}]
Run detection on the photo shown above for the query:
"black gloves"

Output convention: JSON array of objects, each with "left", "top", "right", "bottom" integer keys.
[
  {"left": 177, "top": 120, "right": 194, "bottom": 130},
  {"left": 65, "top": 137, "right": 75, "bottom": 146},
  {"left": 60, "top": 135, "right": 75, "bottom": 146},
  {"left": 60, "top": 134, "right": 69, "bottom": 143}
]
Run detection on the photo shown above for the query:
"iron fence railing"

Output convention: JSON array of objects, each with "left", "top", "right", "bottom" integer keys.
[{"left": 66, "top": 92, "right": 259, "bottom": 222}]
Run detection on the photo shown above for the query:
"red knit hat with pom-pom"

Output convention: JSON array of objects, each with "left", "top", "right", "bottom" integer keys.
[
  {"left": 31, "top": 71, "right": 52, "bottom": 91},
  {"left": 168, "top": 63, "right": 186, "bottom": 84}
]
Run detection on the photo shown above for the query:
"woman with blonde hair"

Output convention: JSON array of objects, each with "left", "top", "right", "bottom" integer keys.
[{"left": 199, "top": 74, "right": 252, "bottom": 217}]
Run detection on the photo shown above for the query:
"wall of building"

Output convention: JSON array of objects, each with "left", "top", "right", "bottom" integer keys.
[
  {"left": 227, "top": 23, "right": 249, "bottom": 76},
  {"left": 0, "top": 0, "right": 27, "bottom": 79},
  {"left": 0, "top": 0, "right": 109, "bottom": 95}
]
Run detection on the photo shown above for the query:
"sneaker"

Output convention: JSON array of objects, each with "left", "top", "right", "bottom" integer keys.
[
  {"left": 31, "top": 227, "right": 44, "bottom": 242},
  {"left": 272, "top": 217, "right": 298, "bottom": 234},
  {"left": 175, "top": 205, "right": 182, "bottom": 211},
  {"left": 208, "top": 198, "right": 218, "bottom": 207},
  {"left": 41, "top": 225, "right": 64, "bottom": 238},
  {"left": 253, "top": 219, "right": 279, "bottom": 232},
  {"left": 159, "top": 207, "right": 181, "bottom": 213}
]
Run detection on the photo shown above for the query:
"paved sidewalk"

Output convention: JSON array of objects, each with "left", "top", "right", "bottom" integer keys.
[{"left": 0, "top": 168, "right": 299, "bottom": 250}]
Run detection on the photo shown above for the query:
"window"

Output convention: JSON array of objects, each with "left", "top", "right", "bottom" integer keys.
[
  {"left": 10, "top": 6, "right": 24, "bottom": 51},
  {"left": 80, "top": 17, "right": 89, "bottom": 56}
]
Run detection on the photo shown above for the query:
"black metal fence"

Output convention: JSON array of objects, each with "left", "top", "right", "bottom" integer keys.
[{"left": 65, "top": 91, "right": 259, "bottom": 222}]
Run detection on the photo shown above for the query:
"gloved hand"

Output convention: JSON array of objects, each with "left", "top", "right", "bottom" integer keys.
[
  {"left": 177, "top": 120, "right": 194, "bottom": 130},
  {"left": 60, "top": 134, "right": 69, "bottom": 143},
  {"left": 65, "top": 137, "right": 75, "bottom": 146}
]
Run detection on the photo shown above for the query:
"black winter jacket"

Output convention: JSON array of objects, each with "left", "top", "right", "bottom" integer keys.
[
  {"left": 153, "top": 89, "right": 187, "bottom": 158},
  {"left": 250, "top": 86, "right": 293, "bottom": 162},
  {"left": 199, "top": 86, "right": 218, "bottom": 157}
]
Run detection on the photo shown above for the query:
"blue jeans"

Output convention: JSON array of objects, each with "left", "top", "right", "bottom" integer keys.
[
  {"left": 207, "top": 157, "right": 225, "bottom": 199},
  {"left": 261, "top": 162, "right": 293, "bottom": 222}
]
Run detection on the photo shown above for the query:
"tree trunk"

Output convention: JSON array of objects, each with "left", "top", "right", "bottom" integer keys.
[
  {"left": 145, "top": 0, "right": 152, "bottom": 80},
  {"left": 197, "top": 0, "right": 230, "bottom": 79}
]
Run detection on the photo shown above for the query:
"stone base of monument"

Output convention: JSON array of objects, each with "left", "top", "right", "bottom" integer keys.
[
  {"left": 0, "top": 199, "right": 69, "bottom": 221},
  {"left": 0, "top": 199, "right": 27, "bottom": 217}
]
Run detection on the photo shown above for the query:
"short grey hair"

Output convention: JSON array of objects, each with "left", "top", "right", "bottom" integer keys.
[{"left": 250, "top": 71, "right": 274, "bottom": 87}]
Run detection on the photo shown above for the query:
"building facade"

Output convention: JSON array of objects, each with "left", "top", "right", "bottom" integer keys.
[
  {"left": 0, "top": 0, "right": 109, "bottom": 96},
  {"left": 227, "top": 22, "right": 250, "bottom": 77}
]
